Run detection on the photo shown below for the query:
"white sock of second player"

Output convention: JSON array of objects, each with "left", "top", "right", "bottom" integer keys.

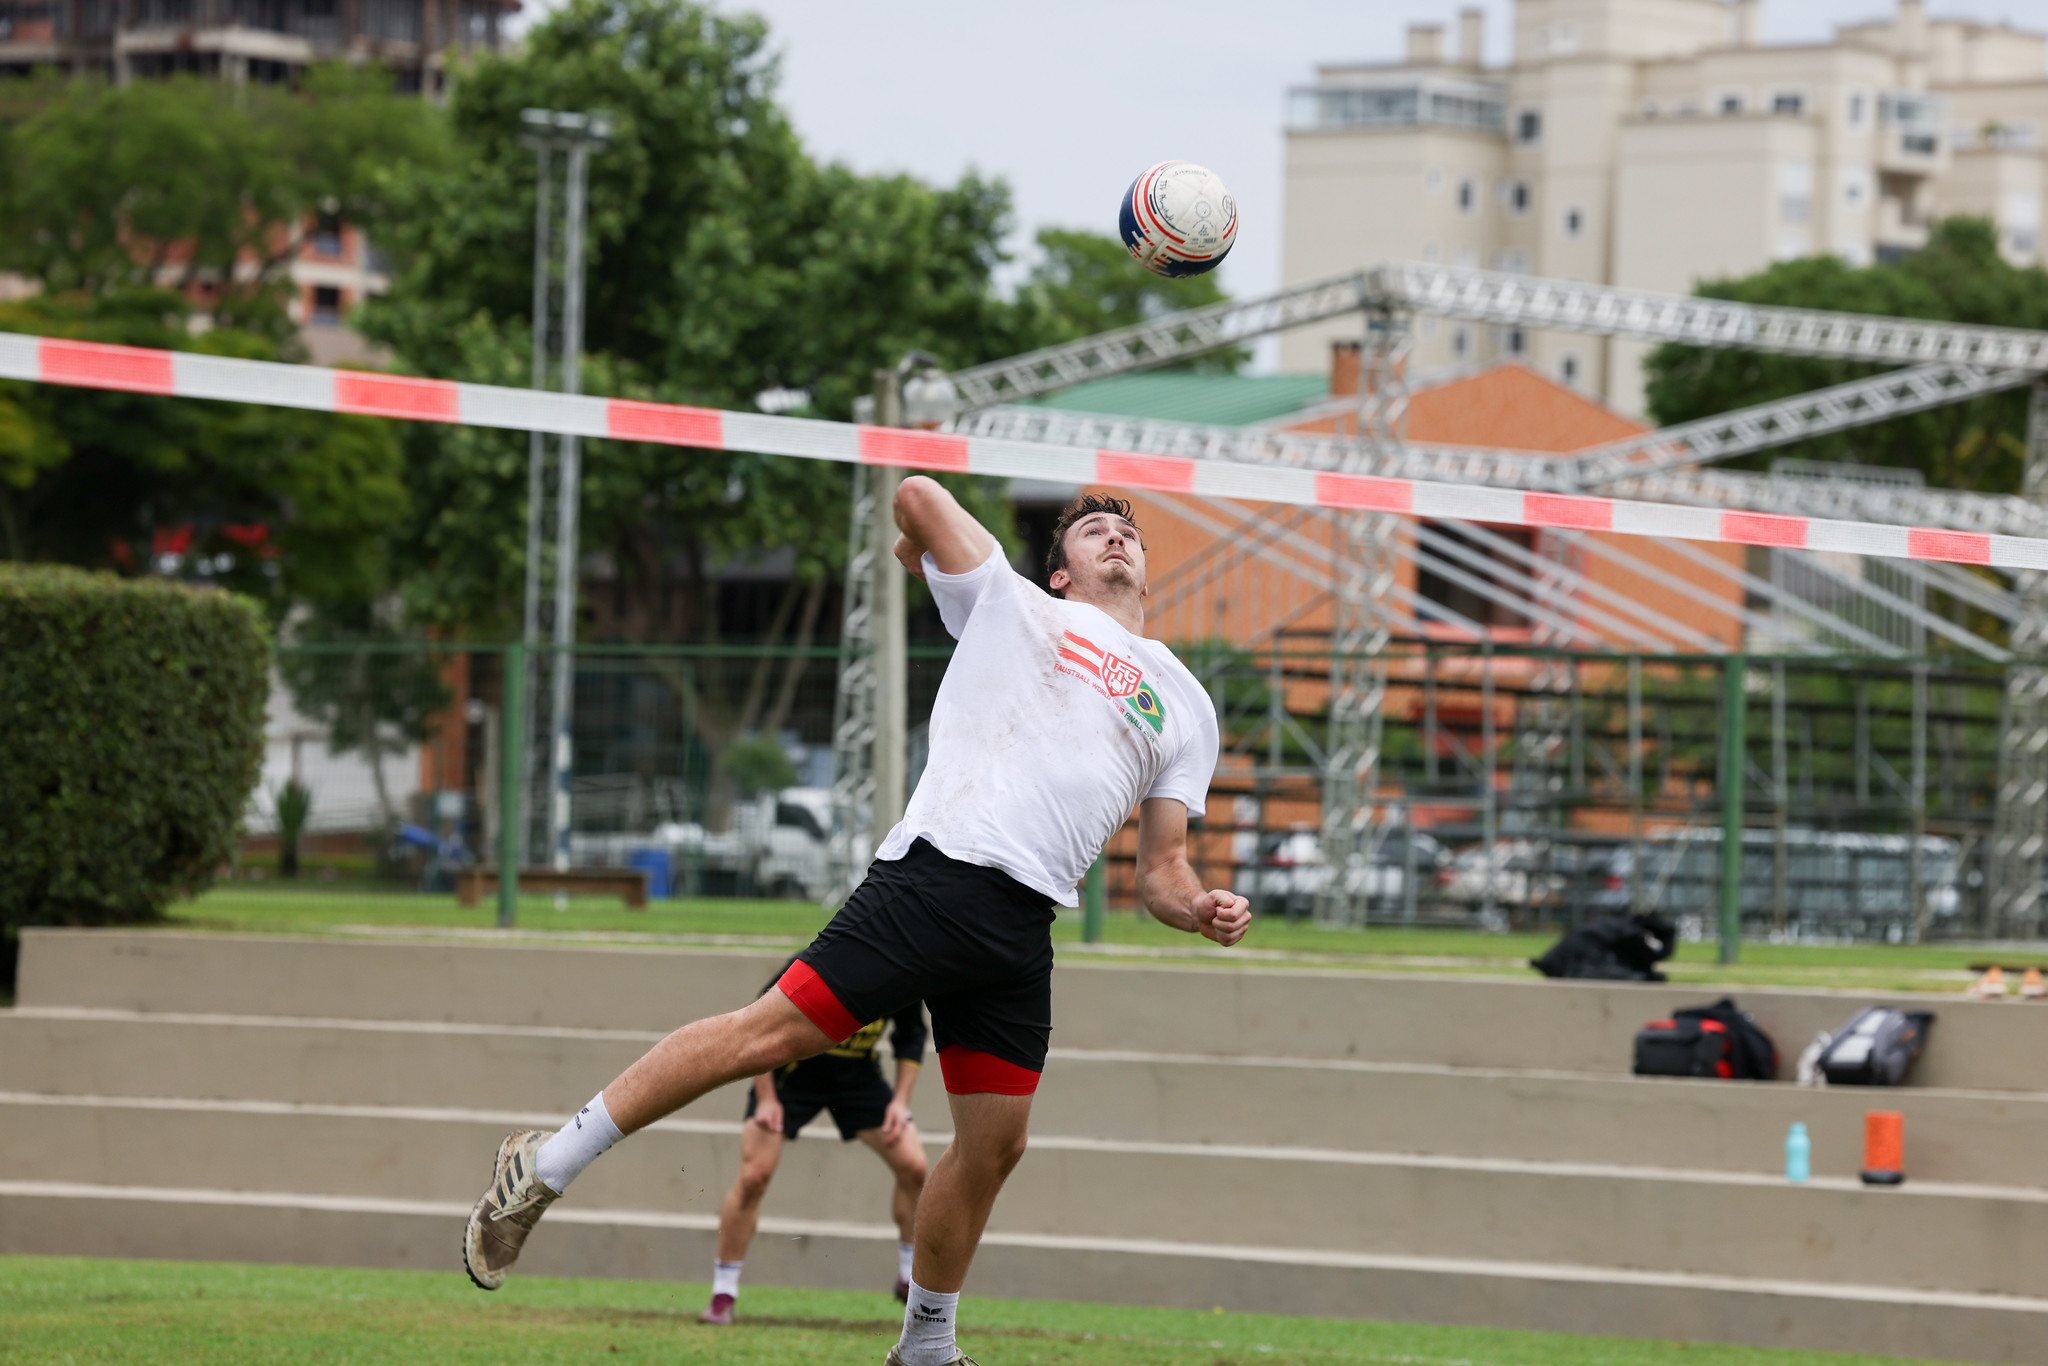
[
  {"left": 897, "top": 1241, "right": 915, "bottom": 1284},
  {"left": 711, "top": 1259, "right": 742, "bottom": 1299}
]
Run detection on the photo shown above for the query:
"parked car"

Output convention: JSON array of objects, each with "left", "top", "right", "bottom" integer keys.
[
  {"left": 1236, "top": 826, "right": 1449, "bottom": 919},
  {"left": 571, "top": 784, "right": 838, "bottom": 902}
]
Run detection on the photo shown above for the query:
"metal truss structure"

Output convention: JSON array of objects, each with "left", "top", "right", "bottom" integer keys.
[
  {"left": 1313, "top": 312, "right": 1409, "bottom": 925},
  {"left": 846, "top": 259, "right": 2048, "bottom": 924},
  {"left": 1990, "top": 383, "right": 2048, "bottom": 938},
  {"left": 824, "top": 465, "right": 883, "bottom": 909}
]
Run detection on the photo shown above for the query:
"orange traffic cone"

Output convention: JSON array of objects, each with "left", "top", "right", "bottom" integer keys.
[
  {"left": 1861, "top": 1110, "right": 1905, "bottom": 1186},
  {"left": 1968, "top": 966, "right": 2008, "bottom": 999},
  {"left": 2024, "top": 968, "right": 2046, "bottom": 1000}
]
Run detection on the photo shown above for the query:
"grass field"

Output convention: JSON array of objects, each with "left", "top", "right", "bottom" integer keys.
[
  {"left": 157, "top": 884, "right": 2002, "bottom": 993},
  {"left": 0, "top": 1257, "right": 1943, "bottom": 1366}
]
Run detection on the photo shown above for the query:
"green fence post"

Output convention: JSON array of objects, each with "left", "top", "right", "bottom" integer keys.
[
  {"left": 1083, "top": 857, "right": 1106, "bottom": 944},
  {"left": 1718, "top": 652, "right": 1748, "bottom": 965},
  {"left": 498, "top": 642, "right": 525, "bottom": 930}
]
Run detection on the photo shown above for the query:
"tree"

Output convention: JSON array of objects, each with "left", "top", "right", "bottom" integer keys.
[
  {"left": 1643, "top": 219, "right": 2048, "bottom": 493},
  {"left": 1011, "top": 228, "right": 1241, "bottom": 368},
  {"left": 0, "top": 67, "right": 448, "bottom": 336},
  {"left": 364, "top": 0, "right": 1041, "bottom": 825},
  {"left": 0, "top": 292, "right": 410, "bottom": 614},
  {"left": 0, "top": 67, "right": 445, "bottom": 615}
]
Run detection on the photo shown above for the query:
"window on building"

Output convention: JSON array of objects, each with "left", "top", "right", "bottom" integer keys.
[
  {"left": 1505, "top": 179, "right": 1531, "bottom": 214},
  {"left": 1425, "top": 166, "right": 1444, "bottom": 192},
  {"left": 1564, "top": 206, "right": 1585, "bottom": 237},
  {"left": 1494, "top": 249, "right": 1529, "bottom": 274},
  {"left": 1772, "top": 91, "right": 1805, "bottom": 116},
  {"left": 1779, "top": 161, "right": 1813, "bottom": 225},
  {"left": 1719, "top": 92, "right": 1743, "bottom": 115},
  {"left": 312, "top": 211, "right": 343, "bottom": 258},
  {"left": 1848, "top": 92, "right": 1867, "bottom": 127},
  {"left": 1452, "top": 326, "right": 1471, "bottom": 359},
  {"left": 1505, "top": 327, "right": 1527, "bottom": 356},
  {"left": 1561, "top": 354, "right": 1581, "bottom": 386},
  {"left": 311, "top": 286, "right": 343, "bottom": 326},
  {"left": 1456, "top": 177, "right": 1476, "bottom": 214},
  {"left": 1516, "top": 109, "right": 1541, "bottom": 143},
  {"left": 1843, "top": 166, "right": 1868, "bottom": 206},
  {"left": 1416, "top": 523, "right": 1534, "bottom": 628}
]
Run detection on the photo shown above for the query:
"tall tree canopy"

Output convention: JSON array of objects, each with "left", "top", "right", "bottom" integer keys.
[
  {"left": 1643, "top": 218, "right": 2048, "bottom": 493},
  {"left": 0, "top": 67, "right": 445, "bottom": 335},
  {"left": 0, "top": 68, "right": 443, "bottom": 613}
]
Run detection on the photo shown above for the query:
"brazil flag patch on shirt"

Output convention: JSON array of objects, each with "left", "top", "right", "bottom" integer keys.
[{"left": 1125, "top": 681, "right": 1166, "bottom": 735}]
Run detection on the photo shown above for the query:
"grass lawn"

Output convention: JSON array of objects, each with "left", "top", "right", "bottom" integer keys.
[
  {"left": 0, "top": 1256, "right": 1940, "bottom": 1366},
  {"left": 151, "top": 884, "right": 1999, "bottom": 994}
]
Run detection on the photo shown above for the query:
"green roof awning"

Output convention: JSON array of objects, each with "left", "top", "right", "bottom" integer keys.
[{"left": 1028, "top": 373, "right": 1330, "bottom": 428}]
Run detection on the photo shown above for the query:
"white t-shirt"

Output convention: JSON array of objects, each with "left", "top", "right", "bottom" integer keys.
[{"left": 874, "top": 544, "right": 1219, "bottom": 907}]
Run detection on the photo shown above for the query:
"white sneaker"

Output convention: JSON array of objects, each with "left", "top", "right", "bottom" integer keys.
[{"left": 462, "top": 1129, "right": 560, "bottom": 1290}]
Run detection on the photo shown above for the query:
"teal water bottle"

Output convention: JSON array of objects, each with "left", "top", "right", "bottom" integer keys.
[{"left": 1786, "top": 1122, "right": 1811, "bottom": 1184}]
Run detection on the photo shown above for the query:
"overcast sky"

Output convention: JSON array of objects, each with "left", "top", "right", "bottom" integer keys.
[{"left": 612, "top": 1, "right": 2048, "bottom": 365}]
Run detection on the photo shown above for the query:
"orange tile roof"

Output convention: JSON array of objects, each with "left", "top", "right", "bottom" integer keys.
[{"left": 1292, "top": 362, "right": 1648, "bottom": 452}]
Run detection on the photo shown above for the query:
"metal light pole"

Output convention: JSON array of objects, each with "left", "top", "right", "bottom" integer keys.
[
  {"left": 868, "top": 367, "right": 909, "bottom": 841},
  {"left": 826, "top": 354, "right": 956, "bottom": 901},
  {"left": 519, "top": 107, "right": 610, "bottom": 874}
]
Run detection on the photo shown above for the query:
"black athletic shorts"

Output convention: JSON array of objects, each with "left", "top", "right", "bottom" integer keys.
[
  {"left": 743, "top": 1070, "right": 894, "bottom": 1142},
  {"left": 780, "top": 838, "right": 1057, "bottom": 1095}
]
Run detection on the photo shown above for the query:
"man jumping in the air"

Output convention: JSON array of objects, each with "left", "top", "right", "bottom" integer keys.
[{"left": 463, "top": 482, "right": 1250, "bottom": 1366}]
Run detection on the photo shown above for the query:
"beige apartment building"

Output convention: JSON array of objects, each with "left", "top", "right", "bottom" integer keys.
[{"left": 1281, "top": 0, "right": 2048, "bottom": 416}]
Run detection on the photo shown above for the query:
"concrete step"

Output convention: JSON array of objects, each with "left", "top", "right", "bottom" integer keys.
[
  {"left": 8, "top": 1007, "right": 2048, "bottom": 1186},
  {"left": 4, "top": 1179, "right": 2045, "bottom": 1365},
  {"left": 7, "top": 1093, "right": 2047, "bottom": 1298},
  {"left": 21, "top": 930, "right": 2031, "bottom": 1090}
]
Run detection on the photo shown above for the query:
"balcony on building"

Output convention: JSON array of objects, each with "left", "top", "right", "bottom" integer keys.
[
  {"left": 1287, "top": 74, "right": 1506, "bottom": 137},
  {"left": 1876, "top": 90, "right": 1949, "bottom": 173}
]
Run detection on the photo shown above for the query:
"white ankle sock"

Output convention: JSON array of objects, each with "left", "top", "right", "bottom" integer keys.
[
  {"left": 534, "top": 1091, "right": 623, "bottom": 1194},
  {"left": 711, "top": 1259, "right": 743, "bottom": 1298},
  {"left": 895, "top": 1281, "right": 960, "bottom": 1366},
  {"left": 897, "top": 1241, "right": 916, "bottom": 1284}
]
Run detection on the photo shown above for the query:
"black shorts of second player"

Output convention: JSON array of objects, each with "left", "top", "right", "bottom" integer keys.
[
  {"left": 744, "top": 1071, "right": 894, "bottom": 1142},
  {"left": 782, "top": 838, "right": 1056, "bottom": 1092}
]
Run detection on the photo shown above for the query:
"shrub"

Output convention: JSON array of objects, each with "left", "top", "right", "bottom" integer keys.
[{"left": 0, "top": 566, "right": 269, "bottom": 991}]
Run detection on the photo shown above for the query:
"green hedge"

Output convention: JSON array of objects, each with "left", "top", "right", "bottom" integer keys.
[{"left": 0, "top": 567, "right": 269, "bottom": 991}]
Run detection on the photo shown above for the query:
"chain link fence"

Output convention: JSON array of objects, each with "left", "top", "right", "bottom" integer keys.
[{"left": 244, "top": 640, "right": 2014, "bottom": 942}]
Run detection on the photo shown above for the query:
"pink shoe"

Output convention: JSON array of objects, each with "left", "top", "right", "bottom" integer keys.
[{"left": 699, "top": 1292, "right": 735, "bottom": 1326}]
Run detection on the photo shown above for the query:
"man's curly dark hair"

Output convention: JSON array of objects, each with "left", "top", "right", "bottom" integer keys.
[{"left": 1044, "top": 494, "right": 1143, "bottom": 598}]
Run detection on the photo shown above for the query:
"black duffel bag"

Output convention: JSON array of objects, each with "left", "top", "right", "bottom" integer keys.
[
  {"left": 1633, "top": 998, "right": 1778, "bottom": 1081},
  {"left": 1818, "top": 1007, "right": 1933, "bottom": 1086}
]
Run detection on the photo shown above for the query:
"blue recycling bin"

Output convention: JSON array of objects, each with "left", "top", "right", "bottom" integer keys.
[{"left": 627, "top": 848, "right": 673, "bottom": 899}]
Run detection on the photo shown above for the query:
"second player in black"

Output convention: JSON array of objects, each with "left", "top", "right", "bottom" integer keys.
[{"left": 699, "top": 957, "right": 929, "bottom": 1325}]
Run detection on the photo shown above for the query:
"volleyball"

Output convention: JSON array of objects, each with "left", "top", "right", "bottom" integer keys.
[{"left": 1119, "top": 160, "right": 1237, "bottom": 278}]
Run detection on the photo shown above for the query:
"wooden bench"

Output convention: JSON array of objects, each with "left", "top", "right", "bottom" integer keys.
[{"left": 456, "top": 866, "right": 650, "bottom": 910}]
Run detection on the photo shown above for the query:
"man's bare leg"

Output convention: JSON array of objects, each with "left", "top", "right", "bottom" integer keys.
[
  {"left": 890, "top": 1092, "right": 1029, "bottom": 1364},
  {"left": 716, "top": 1122, "right": 786, "bottom": 1261},
  {"left": 603, "top": 991, "right": 831, "bottom": 1135},
  {"left": 860, "top": 1118, "right": 930, "bottom": 1295},
  {"left": 858, "top": 1120, "right": 930, "bottom": 1247},
  {"left": 465, "top": 989, "right": 831, "bottom": 1291}
]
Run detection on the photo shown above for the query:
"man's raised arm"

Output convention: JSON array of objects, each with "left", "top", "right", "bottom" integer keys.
[
  {"left": 1134, "top": 797, "right": 1251, "bottom": 947},
  {"left": 893, "top": 475, "right": 996, "bottom": 580}
]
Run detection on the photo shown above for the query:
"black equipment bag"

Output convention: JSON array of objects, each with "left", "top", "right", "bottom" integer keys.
[
  {"left": 1531, "top": 912, "right": 1676, "bottom": 983},
  {"left": 1633, "top": 998, "right": 1778, "bottom": 1081},
  {"left": 1818, "top": 1007, "right": 1933, "bottom": 1086}
]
